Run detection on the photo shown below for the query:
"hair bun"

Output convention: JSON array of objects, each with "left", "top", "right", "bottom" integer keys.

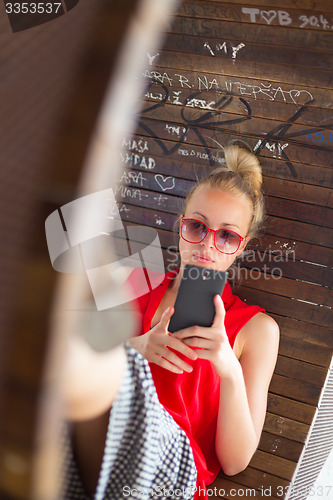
[{"left": 224, "top": 145, "right": 262, "bottom": 197}]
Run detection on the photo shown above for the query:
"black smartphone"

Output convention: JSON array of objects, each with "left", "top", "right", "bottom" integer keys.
[{"left": 168, "top": 264, "right": 227, "bottom": 333}]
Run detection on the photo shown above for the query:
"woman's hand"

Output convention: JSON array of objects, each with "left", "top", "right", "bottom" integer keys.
[
  {"left": 173, "top": 295, "right": 240, "bottom": 379},
  {"left": 128, "top": 306, "right": 197, "bottom": 374}
]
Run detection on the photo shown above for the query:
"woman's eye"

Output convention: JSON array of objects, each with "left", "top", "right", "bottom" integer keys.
[
  {"left": 219, "top": 230, "right": 235, "bottom": 240},
  {"left": 191, "top": 221, "right": 205, "bottom": 230}
]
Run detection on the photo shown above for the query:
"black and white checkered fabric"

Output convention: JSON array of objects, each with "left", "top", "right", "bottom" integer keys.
[{"left": 63, "top": 344, "right": 197, "bottom": 499}]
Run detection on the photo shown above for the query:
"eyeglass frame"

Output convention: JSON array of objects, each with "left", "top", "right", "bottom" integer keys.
[{"left": 180, "top": 218, "right": 246, "bottom": 255}]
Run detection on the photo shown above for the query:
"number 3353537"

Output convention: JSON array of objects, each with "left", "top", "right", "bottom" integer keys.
[{"left": 5, "top": 3, "right": 62, "bottom": 14}]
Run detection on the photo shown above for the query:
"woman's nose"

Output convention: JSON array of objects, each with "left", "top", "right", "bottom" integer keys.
[{"left": 201, "top": 230, "right": 215, "bottom": 248}]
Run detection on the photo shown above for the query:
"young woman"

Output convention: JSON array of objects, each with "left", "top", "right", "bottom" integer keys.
[
  {"left": 63, "top": 145, "right": 279, "bottom": 500},
  {"left": 128, "top": 145, "right": 280, "bottom": 496}
]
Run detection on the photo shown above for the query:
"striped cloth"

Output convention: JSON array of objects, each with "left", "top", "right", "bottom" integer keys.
[{"left": 63, "top": 344, "right": 197, "bottom": 499}]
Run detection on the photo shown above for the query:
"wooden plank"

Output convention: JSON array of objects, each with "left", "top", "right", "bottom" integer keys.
[
  {"left": 209, "top": 0, "right": 333, "bottom": 13},
  {"left": 144, "top": 87, "right": 333, "bottom": 132},
  {"left": 236, "top": 269, "right": 332, "bottom": 307},
  {"left": 267, "top": 394, "right": 316, "bottom": 425},
  {"left": 208, "top": 476, "right": 266, "bottom": 499},
  {"left": 278, "top": 336, "right": 333, "bottom": 367},
  {"left": 264, "top": 412, "right": 309, "bottom": 443},
  {"left": 172, "top": 14, "right": 333, "bottom": 52},
  {"left": 265, "top": 216, "right": 332, "bottom": 248},
  {"left": 263, "top": 177, "right": 333, "bottom": 208},
  {"left": 122, "top": 137, "right": 333, "bottom": 189},
  {"left": 163, "top": 32, "right": 333, "bottom": 71},
  {"left": 266, "top": 197, "right": 333, "bottom": 228},
  {"left": 120, "top": 165, "right": 333, "bottom": 226},
  {"left": 249, "top": 450, "right": 296, "bottom": 481},
  {"left": 274, "top": 356, "right": 328, "bottom": 387},
  {"left": 227, "top": 261, "right": 331, "bottom": 296},
  {"left": 261, "top": 159, "right": 333, "bottom": 188},
  {"left": 157, "top": 50, "right": 333, "bottom": 90},
  {"left": 135, "top": 117, "right": 333, "bottom": 171},
  {"left": 215, "top": 467, "right": 290, "bottom": 497},
  {"left": 140, "top": 102, "right": 333, "bottom": 154},
  {"left": 271, "top": 314, "right": 333, "bottom": 349},
  {"left": 236, "top": 287, "right": 333, "bottom": 329},
  {"left": 259, "top": 431, "right": 303, "bottom": 462},
  {"left": 119, "top": 167, "right": 193, "bottom": 197},
  {"left": 250, "top": 235, "right": 332, "bottom": 268},
  {"left": 269, "top": 374, "right": 323, "bottom": 405},
  {"left": 237, "top": 259, "right": 332, "bottom": 292},
  {"left": 142, "top": 66, "right": 333, "bottom": 109}
]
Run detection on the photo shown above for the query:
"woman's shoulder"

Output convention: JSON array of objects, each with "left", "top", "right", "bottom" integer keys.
[
  {"left": 236, "top": 312, "right": 280, "bottom": 359},
  {"left": 223, "top": 282, "right": 266, "bottom": 347},
  {"left": 242, "top": 311, "right": 279, "bottom": 336}
]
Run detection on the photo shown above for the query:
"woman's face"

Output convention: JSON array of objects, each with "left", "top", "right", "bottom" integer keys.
[{"left": 179, "top": 186, "right": 252, "bottom": 273}]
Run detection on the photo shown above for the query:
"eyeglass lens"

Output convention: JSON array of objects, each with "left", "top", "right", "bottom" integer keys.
[{"left": 182, "top": 219, "right": 241, "bottom": 254}]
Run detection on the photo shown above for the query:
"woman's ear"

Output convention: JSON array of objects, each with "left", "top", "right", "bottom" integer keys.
[
  {"left": 236, "top": 235, "right": 250, "bottom": 257},
  {"left": 243, "top": 235, "right": 251, "bottom": 248}
]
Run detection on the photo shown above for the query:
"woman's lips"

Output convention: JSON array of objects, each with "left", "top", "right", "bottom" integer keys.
[{"left": 194, "top": 254, "right": 214, "bottom": 263}]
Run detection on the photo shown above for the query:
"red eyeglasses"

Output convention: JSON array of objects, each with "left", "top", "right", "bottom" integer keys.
[{"left": 180, "top": 218, "right": 245, "bottom": 255}]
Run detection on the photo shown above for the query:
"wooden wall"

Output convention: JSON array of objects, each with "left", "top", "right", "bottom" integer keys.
[
  {"left": 1, "top": 0, "right": 332, "bottom": 498},
  {"left": 118, "top": 0, "right": 333, "bottom": 497}
]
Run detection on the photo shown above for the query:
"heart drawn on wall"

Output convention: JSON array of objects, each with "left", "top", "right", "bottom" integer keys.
[
  {"left": 155, "top": 174, "right": 176, "bottom": 192},
  {"left": 261, "top": 10, "right": 277, "bottom": 24}
]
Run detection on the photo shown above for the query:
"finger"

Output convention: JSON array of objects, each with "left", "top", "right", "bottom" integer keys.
[
  {"left": 173, "top": 325, "right": 212, "bottom": 340},
  {"left": 154, "top": 346, "right": 194, "bottom": 372},
  {"left": 212, "top": 294, "right": 225, "bottom": 328},
  {"left": 159, "top": 306, "right": 174, "bottom": 331},
  {"left": 174, "top": 324, "right": 228, "bottom": 346},
  {"left": 159, "top": 335, "right": 198, "bottom": 361},
  {"left": 149, "top": 353, "right": 184, "bottom": 374},
  {"left": 181, "top": 337, "right": 216, "bottom": 350}
]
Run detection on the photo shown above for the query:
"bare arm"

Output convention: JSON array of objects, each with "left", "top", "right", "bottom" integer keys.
[
  {"left": 215, "top": 312, "right": 279, "bottom": 475},
  {"left": 60, "top": 338, "right": 127, "bottom": 421},
  {"left": 59, "top": 338, "right": 128, "bottom": 494}
]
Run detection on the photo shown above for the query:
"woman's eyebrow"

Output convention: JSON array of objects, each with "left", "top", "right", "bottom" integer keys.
[
  {"left": 192, "top": 211, "right": 208, "bottom": 220},
  {"left": 192, "top": 211, "right": 240, "bottom": 229},
  {"left": 223, "top": 223, "right": 240, "bottom": 229}
]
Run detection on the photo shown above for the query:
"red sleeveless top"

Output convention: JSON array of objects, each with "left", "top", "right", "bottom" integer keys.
[{"left": 128, "top": 269, "right": 265, "bottom": 499}]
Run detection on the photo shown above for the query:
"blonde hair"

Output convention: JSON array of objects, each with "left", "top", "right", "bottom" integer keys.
[{"left": 184, "top": 145, "right": 264, "bottom": 239}]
